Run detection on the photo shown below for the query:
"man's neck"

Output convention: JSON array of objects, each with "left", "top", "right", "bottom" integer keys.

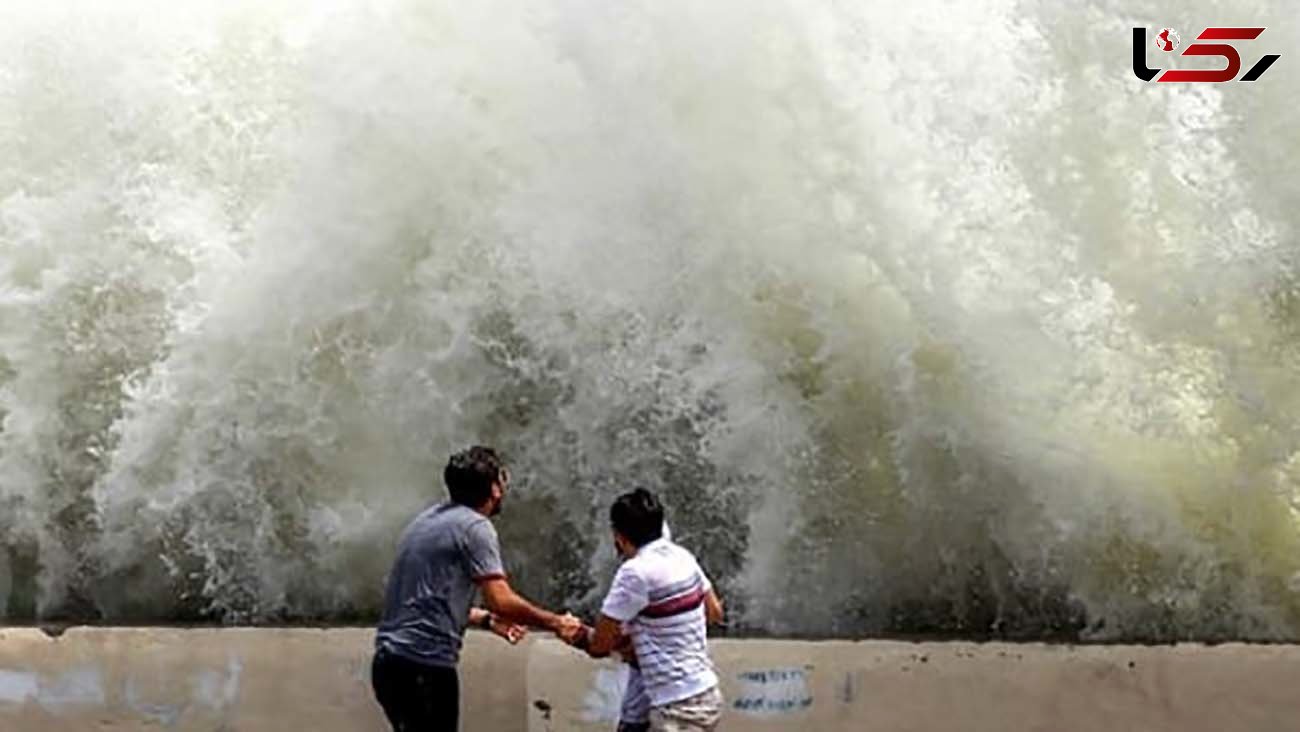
[{"left": 451, "top": 500, "right": 494, "bottom": 518}]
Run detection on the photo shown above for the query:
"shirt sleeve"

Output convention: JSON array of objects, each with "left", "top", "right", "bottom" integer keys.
[
  {"left": 462, "top": 520, "right": 506, "bottom": 581},
  {"left": 601, "top": 564, "right": 649, "bottom": 622}
]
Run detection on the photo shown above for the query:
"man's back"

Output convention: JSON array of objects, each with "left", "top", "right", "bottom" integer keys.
[
  {"left": 603, "top": 538, "right": 718, "bottom": 708},
  {"left": 376, "top": 502, "right": 504, "bottom": 667}
]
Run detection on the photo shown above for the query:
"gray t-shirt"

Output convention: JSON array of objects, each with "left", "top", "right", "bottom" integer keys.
[{"left": 375, "top": 502, "right": 505, "bottom": 667}]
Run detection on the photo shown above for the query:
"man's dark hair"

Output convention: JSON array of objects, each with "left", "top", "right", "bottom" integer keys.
[
  {"left": 444, "top": 446, "right": 503, "bottom": 508},
  {"left": 610, "top": 488, "right": 664, "bottom": 548}
]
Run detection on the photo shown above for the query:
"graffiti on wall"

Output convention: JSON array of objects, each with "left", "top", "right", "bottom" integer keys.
[{"left": 732, "top": 666, "right": 813, "bottom": 715}]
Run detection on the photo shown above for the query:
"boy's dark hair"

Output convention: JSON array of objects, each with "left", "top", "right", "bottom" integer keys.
[
  {"left": 444, "top": 446, "right": 503, "bottom": 508},
  {"left": 610, "top": 488, "right": 664, "bottom": 547}
]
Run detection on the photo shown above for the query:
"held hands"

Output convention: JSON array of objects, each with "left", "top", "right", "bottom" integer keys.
[{"left": 552, "top": 612, "right": 585, "bottom": 644}]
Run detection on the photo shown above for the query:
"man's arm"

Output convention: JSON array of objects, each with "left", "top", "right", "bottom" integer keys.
[
  {"left": 468, "top": 606, "right": 492, "bottom": 628},
  {"left": 468, "top": 606, "right": 527, "bottom": 644},
  {"left": 477, "top": 577, "right": 579, "bottom": 638},
  {"left": 462, "top": 519, "right": 580, "bottom": 640}
]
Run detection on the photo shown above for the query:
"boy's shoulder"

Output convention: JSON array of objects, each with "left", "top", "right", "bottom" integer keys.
[{"left": 626, "top": 540, "right": 700, "bottom": 579}]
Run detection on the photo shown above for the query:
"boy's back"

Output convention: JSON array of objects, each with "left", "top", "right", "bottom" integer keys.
[
  {"left": 602, "top": 538, "right": 718, "bottom": 708},
  {"left": 590, "top": 488, "right": 723, "bottom": 731}
]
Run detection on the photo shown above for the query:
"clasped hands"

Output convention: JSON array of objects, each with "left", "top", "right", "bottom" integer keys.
[{"left": 488, "top": 612, "right": 635, "bottom": 665}]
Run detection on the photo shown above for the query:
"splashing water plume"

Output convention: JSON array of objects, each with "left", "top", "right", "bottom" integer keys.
[{"left": 1, "top": 0, "right": 1298, "bottom": 640}]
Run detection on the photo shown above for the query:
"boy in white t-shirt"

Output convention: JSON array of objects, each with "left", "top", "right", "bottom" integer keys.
[
  {"left": 575, "top": 489, "right": 725, "bottom": 732},
  {"left": 617, "top": 520, "right": 673, "bottom": 732}
]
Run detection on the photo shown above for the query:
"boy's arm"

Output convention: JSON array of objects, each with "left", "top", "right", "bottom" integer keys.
[
  {"left": 581, "top": 589, "right": 721, "bottom": 657},
  {"left": 580, "top": 564, "right": 647, "bottom": 657},
  {"left": 573, "top": 616, "right": 625, "bottom": 659},
  {"left": 704, "top": 589, "right": 724, "bottom": 625}
]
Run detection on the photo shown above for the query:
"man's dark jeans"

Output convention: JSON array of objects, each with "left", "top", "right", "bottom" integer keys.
[{"left": 371, "top": 648, "right": 460, "bottom": 732}]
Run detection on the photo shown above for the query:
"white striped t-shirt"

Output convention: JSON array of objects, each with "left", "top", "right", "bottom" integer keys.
[{"left": 601, "top": 538, "right": 718, "bottom": 708}]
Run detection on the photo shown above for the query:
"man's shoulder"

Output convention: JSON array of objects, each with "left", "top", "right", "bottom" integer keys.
[
  {"left": 405, "top": 503, "right": 491, "bottom": 542},
  {"left": 423, "top": 502, "right": 487, "bottom": 527}
]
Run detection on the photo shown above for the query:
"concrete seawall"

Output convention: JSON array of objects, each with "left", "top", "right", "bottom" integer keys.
[{"left": 0, "top": 627, "right": 1295, "bottom": 731}]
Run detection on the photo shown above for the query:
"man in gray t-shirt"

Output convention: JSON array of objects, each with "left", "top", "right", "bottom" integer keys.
[
  {"left": 376, "top": 501, "right": 508, "bottom": 666},
  {"left": 372, "top": 446, "right": 582, "bottom": 731}
]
